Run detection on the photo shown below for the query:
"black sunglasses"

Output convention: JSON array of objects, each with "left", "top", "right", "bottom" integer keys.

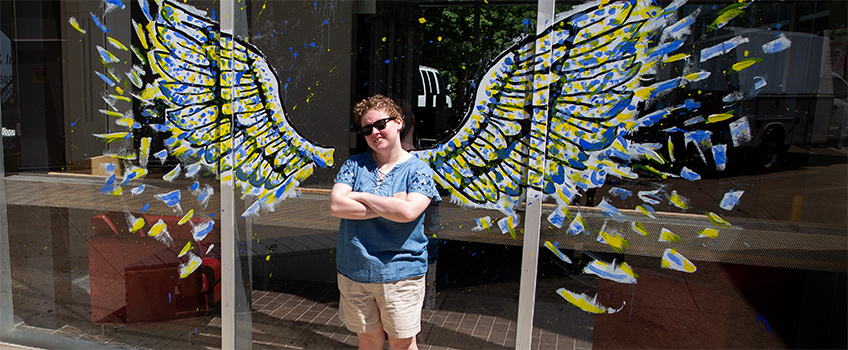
[{"left": 357, "top": 117, "right": 397, "bottom": 135}]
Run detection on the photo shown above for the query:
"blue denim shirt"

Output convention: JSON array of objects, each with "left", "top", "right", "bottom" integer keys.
[{"left": 334, "top": 152, "right": 441, "bottom": 283}]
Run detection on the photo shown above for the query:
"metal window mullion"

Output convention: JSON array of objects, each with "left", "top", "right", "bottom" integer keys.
[
  {"left": 515, "top": 0, "right": 556, "bottom": 348},
  {"left": 220, "top": 0, "right": 237, "bottom": 349}
]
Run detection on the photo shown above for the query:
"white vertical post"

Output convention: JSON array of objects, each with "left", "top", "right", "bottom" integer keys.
[
  {"left": 219, "top": 0, "right": 236, "bottom": 349},
  {"left": 0, "top": 97, "right": 12, "bottom": 336},
  {"left": 515, "top": 0, "right": 555, "bottom": 348}
]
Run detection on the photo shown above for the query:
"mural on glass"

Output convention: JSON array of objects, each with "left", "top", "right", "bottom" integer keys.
[
  {"left": 69, "top": 0, "right": 336, "bottom": 279},
  {"left": 71, "top": 0, "right": 787, "bottom": 313}
]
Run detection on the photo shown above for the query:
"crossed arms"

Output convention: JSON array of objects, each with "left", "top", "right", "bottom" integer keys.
[{"left": 329, "top": 183, "right": 432, "bottom": 223}]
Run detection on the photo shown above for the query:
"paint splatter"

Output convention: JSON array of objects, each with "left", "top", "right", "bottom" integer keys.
[
  {"left": 729, "top": 117, "right": 752, "bottom": 147},
  {"left": 556, "top": 288, "right": 625, "bottom": 314},
  {"left": 708, "top": 2, "right": 750, "bottom": 32},
  {"left": 698, "top": 228, "right": 719, "bottom": 239},
  {"left": 179, "top": 254, "right": 202, "bottom": 279},
  {"left": 720, "top": 190, "right": 744, "bottom": 210},
  {"left": 583, "top": 260, "right": 638, "bottom": 284},
  {"left": 544, "top": 241, "right": 572, "bottom": 264},
  {"left": 762, "top": 34, "right": 791, "bottom": 54},
  {"left": 563, "top": 212, "right": 586, "bottom": 235},
  {"left": 631, "top": 221, "right": 650, "bottom": 236},
  {"left": 706, "top": 211, "right": 732, "bottom": 228},
  {"left": 661, "top": 248, "right": 697, "bottom": 273},
  {"left": 701, "top": 36, "right": 750, "bottom": 62},
  {"left": 659, "top": 228, "right": 680, "bottom": 242},
  {"left": 68, "top": 17, "right": 86, "bottom": 35},
  {"left": 597, "top": 230, "right": 629, "bottom": 253}
]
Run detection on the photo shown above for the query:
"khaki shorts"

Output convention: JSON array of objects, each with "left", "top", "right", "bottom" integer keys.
[{"left": 337, "top": 273, "right": 425, "bottom": 339}]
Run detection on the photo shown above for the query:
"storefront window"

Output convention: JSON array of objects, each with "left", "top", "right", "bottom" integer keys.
[{"left": 0, "top": 0, "right": 845, "bottom": 349}]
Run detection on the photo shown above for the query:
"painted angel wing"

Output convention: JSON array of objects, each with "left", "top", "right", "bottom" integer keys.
[
  {"left": 415, "top": 1, "right": 672, "bottom": 212},
  {"left": 543, "top": 0, "right": 692, "bottom": 207},
  {"left": 135, "top": 0, "right": 334, "bottom": 211},
  {"left": 416, "top": 0, "right": 726, "bottom": 227}
]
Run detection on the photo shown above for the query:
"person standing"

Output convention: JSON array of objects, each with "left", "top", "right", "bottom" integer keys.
[{"left": 329, "top": 95, "right": 441, "bottom": 350}]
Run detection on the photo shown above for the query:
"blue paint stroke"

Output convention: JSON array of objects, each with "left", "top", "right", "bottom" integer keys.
[
  {"left": 598, "top": 199, "right": 628, "bottom": 222},
  {"left": 608, "top": 187, "right": 632, "bottom": 200},
  {"left": 680, "top": 166, "right": 701, "bottom": 181},
  {"left": 95, "top": 71, "right": 116, "bottom": 86},
  {"left": 756, "top": 315, "right": 771, "bottom": 333},
  {"left": 700, "top": 36, "right": 749, "bottom": 62},
  {"left": 547, "top": 206, "right": 567, "bottom": 228},
  {"left": 138, "top": 0, "right": 153, "bottom": 22},
  {"left": 720, "top": 189, "right": 744, "bottom": 210},
  {"left": 90, "top": 12, "right": 110, "bottom": 33},
  {"left": 712, "top": 144, "right": 727, "bottom": 170},
  {"left": 105, "top": 0, "right": 125, "bottom": 10},
  {"left": 155, "top": 190, "right": 181, "bottom": 207},
  {"left": 762, "top": 35, "right": 791, "bottom": 54}
]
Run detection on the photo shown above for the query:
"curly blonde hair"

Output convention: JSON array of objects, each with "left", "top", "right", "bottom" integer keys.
[{"left": 352, "top": 94, "right": 404, "bottom": 128}]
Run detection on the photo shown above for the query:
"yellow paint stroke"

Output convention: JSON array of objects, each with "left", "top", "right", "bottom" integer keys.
[
  {"left": 599, "top": 231, "right": 629, "bottom": 253},
  {"left": 631, "top": 221, "right": 650, "bottom": 236},
  {"left": 505, "top": 215, "right": 518, "bottom": 240},
  {"left": 148, "top": 220, "right": 167, "bottom": 237},
  {"left": 708, "top": 2, "right": 749, "bottom": 32},
  {"left": 556, "top": 288, "right": 625, "bottom": 314},
  {"left": 110, "top": 94, "right": 131, "bottom": 102},
  {"left": 419, "top": 17, "right": 426, "bottom": 24},
  {"left": 667, "top": 137, "right": 675, "bottom": 162},
  {"left": 635, "top": 205, "right": 655, "bottom": 220},
  {"left": 94, "top": 132, "right": 129, "bottom": 143},
  {"left": 706, "top": 211, "right": 732, "bottom": 228},
  {"left": 139, "top": 137, "right": 151, "bottom": 166},
  {"left": 253, "top": 2, "right": 267, "bottom": 25},
  {"left": 130, "top": 216, "right": 145, "bottom": 233},
  {"left": 698, "top": 227, "right": 719, "bottom": 238},
  {"left": 473, "top": 216, "right": 492, "bottom": 232},
  {"left": 99, "top": 109, "right": 123, "bottom": 118},
  {"left": 178, "top": 209, "right": 194, "bottom": 225},
  {"left": 641, "top": 164, "right": 667, "bottom": 178},
  {"left": 659, "top": 228, "right": 680, "bottom": 242},
  {"left": 732, "top": 57, "right": 762, "bottom": 71},
  {"left": 179, "top": 256, "right": 202, "bottom": 279},
  {"left": 663, "top": 53, "right": 690, "bottom": 63},
  {"left": 669, "top": 191, "right": 689, "bottom": 209},
  {"left": 707, "top": 113, "right": 734, "bottom": 123},
  {"left": 135, "top": 22, "right": 148, "bottom": 49},
  {"left": 619, "top": 262, "right": 639, "bottom": 279},
  {"left": 265, "top": 255, "right": 271, "bottom": 261},
  {"left": 178, "top": 241, "right": 193, "bottom": 257},
  {"left": 111, "top": 186, "right": 123, "bottom": 196},
  {"left": 68, "top": 17, "right": 86, "bottom": 35},
  {"left": 107, "top": 37, "right": 129, "bottom": 51}
]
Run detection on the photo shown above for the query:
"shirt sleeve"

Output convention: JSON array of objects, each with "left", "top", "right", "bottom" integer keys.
[
  {"left": 408, "top": 165, "right": 442, "bottom": 203},
  {"left": 334, "top": 157, "right": 357, "bottom": 187}
]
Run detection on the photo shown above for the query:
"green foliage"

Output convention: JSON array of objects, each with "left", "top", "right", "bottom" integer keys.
[{"left": 416, "top": 4, "right": 537, "bottom": 101}]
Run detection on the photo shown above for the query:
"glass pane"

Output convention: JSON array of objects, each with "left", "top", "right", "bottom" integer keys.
[
  {"left": 2, "top": 0, "right": 235, "bottom": 347},
  {"left": 537, "top": 0, "right": 847, "bottom": 349},
  {"left": 238, "top": 0, "right": 541, "bottom": 348}
]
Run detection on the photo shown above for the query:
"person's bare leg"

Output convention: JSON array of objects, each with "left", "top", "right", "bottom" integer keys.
[
  {"left": 387, "top": 335, "right": 418, "bottom": 350},
  {"left": 357, "top": 325, "right": 386, "bottom": 350}
]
